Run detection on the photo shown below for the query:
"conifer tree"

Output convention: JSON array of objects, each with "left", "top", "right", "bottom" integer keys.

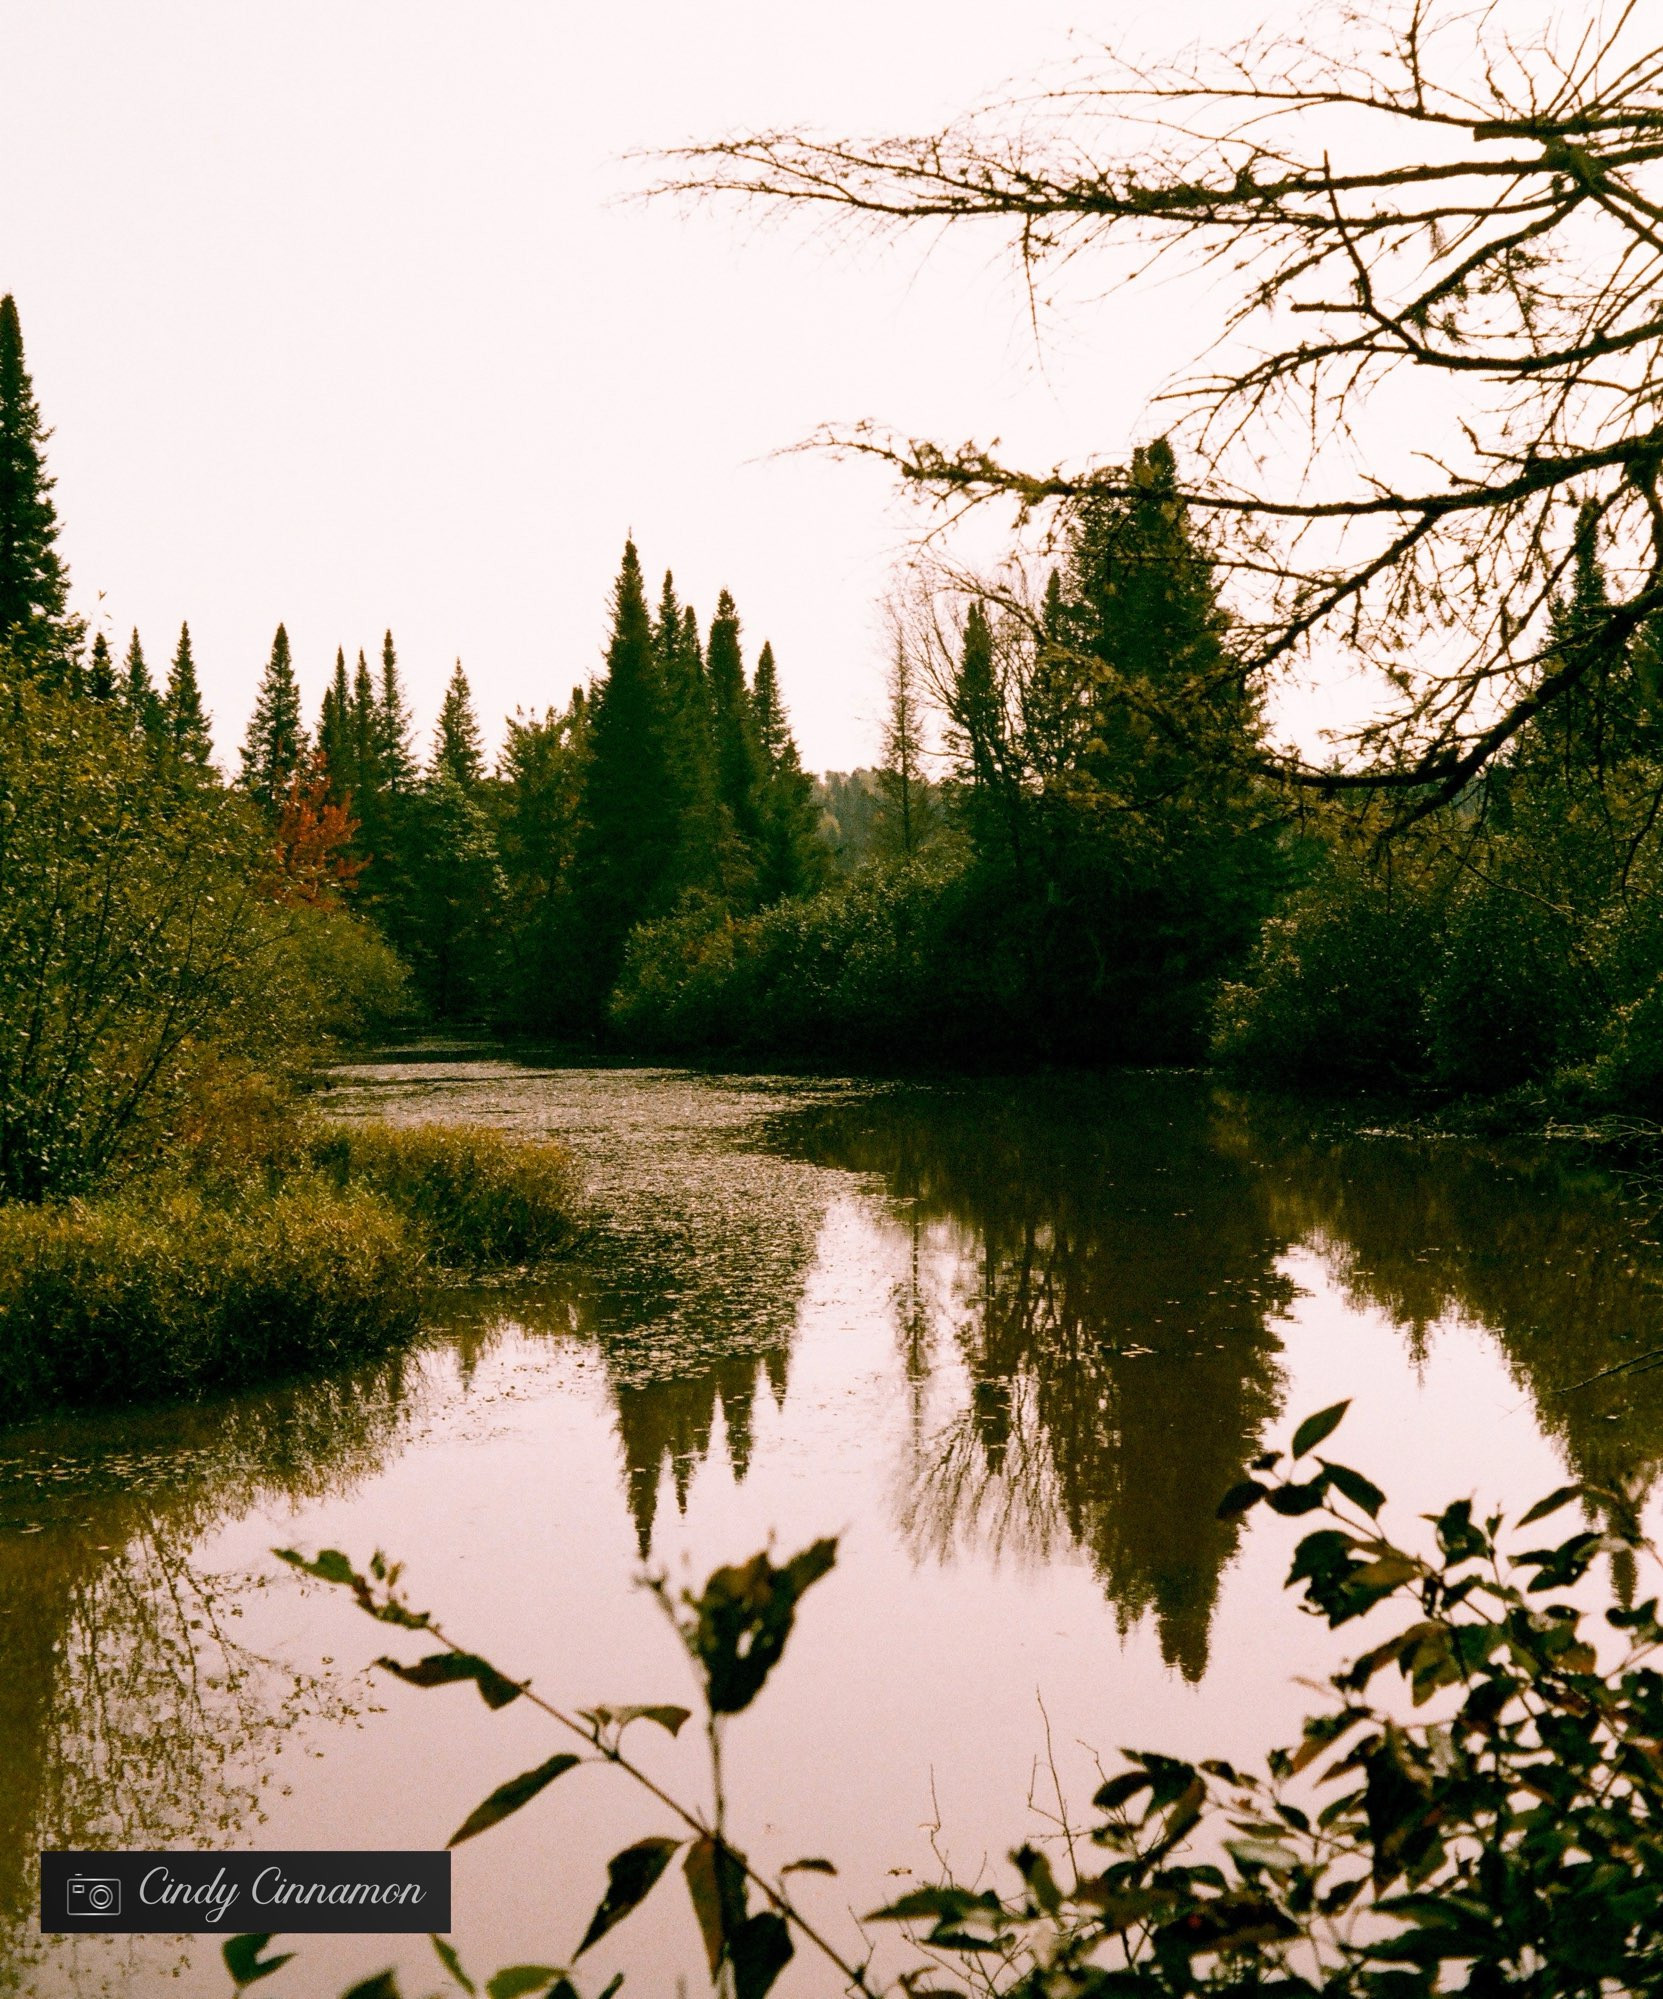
[
  {"left": 876, "top": 633, "right": 932, "bottom": 859},
  {"left": 376, "top": 630, "right": 417, "bottom": 795},
  {"left": 318, "top": 647, "right": 355, "bottom": 803},
  {"left": 571, "top": 539, "right": 677, "bottom": 1006},
  {"left": 162, "top": 622, "right": 214, "bottom": 771},
  {"left": 121, "top": 629, "right": 164, "bottom": 740},
  {"left": 950, "top": 600, "right": 1019, "bottom": 859},
  {"left": 0, "top": 295, "right": 78, "bottom": 678},
  {"left": 239, "top": 622, "right": 308, "bottom": 812},
  {"left": 707, "top": 588, "right": 766, "bottom": 870},
  {"left": 750, "top": 640, "right": 824, "bottom": 900},
  {"left": 655, "top": 573, "right": 722, "bottom": 898},
  {"left": 85, "top": 631, "right": 116, "bottom": 702},
  {"left": 349, "top": 648, "right": 382, "bottom": 841},
  {"left": 432, "top": 659, "right": 485, "bottom": 788}
]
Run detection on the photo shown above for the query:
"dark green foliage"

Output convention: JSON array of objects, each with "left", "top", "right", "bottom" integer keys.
[
  {"left": 433, "top": 659, "right": 486, "bottom": 788},
  {"left": 492, "top": 694, "right": 590, "bottom": 1031},
  {"left": 240, "top": 622, "right": 309, "bottom": 812},
  {"left": 0, "top": 294, "right": 77, "bottom": 678},
  {"left": 162, "top": 621, "right": 214, "bottom": 770},
  {"left": 121, "top": 627, "right": 164, "bottom": 741},
  {"left": 570, "top": 541, "right": 679, "bottom": 1004},
  {"left": 751, "top": 641, "right": 824, "bottom": 901},
  {"left": 706, "top": 587, "right": 766, "bottom": 879},
  {"left": 402, "top": 771, "right": 501, "bottom": 1017},
  {"left": 85, "top": 631, "right": 115, "bottom": 702},
  {"left": 376, "top": 630, "right": 418, "bottom": 797},
  {"left": 319, "top": 646, "right": 355, "bottom": 803}
]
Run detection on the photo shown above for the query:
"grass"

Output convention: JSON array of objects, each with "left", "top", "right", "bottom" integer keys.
[{"left": 0, "top": 1116, "right": 585, "bottom": 1421}]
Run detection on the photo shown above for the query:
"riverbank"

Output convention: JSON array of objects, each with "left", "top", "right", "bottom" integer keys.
[{"left": 0, "top": 1114, "right": 582, "bottom": 1425}]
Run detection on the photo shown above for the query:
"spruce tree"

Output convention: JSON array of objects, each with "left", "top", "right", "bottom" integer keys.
[
  {"left": 876, "top": 634, "right": 932, "bottom": 859},
  {"left": 655, "top": 573, "right": 722, "bottom": 898},
  {"left": 376, "top": 629, "right": 417, "bottom": 795},
  {"left": 239, "top": 622, "right": 309, "bottom": 812},
  {"left": 349, "top": 648, "right": 383, "bottom": 842},
  {"left": 951, "top": 600, "right": 1015, "bottom": 858},
  {"left": 162, "top": 621, "right": 214, "bottom": 770},
  {"left": 318, "top": 646, "right": 355, "bottom": 802},
  {"left": 750, "top": 640, "right": 824, "bottom": 900},
  {"left": 432, "top": 659, "right": 485, "bottom": 788},
  {"left": 0, "top": 295, "right": 77, "bottom": 678},
  {"left": 121, "top": 629, "right": 164, "bottom": 740},
  {"left": 85, "top": 631, "right": 116, "bottom": 702},
  {"left": 571, "top": 539, "right": 677, "bottom": 1006},
  {"left": 707, "top": 588, "right": 767, "bottom": 873}
]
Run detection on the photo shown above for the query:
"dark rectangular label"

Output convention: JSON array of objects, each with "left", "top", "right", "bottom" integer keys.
[{"left": 40, "top": 1850, "right": 450, "bottom": 1934}]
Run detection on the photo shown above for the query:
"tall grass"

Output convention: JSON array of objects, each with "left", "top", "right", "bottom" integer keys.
[{"left": 0, "top": 1178, "right": 423, "bottom": 1413}]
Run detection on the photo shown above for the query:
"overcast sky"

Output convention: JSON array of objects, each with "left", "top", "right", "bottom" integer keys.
[{"left": 6, "top": 0, "right": 1381, "bottom": 772}]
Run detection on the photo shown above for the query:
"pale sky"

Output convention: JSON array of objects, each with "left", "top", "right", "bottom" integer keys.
[{"left": 2, "top": 0, "right": 1390, "bottom": 773}]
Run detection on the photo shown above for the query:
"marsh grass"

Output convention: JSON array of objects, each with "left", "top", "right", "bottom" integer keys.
[
  {"left": 311, "top": 1120, "right": 583, "bottom": 1268},
  {"left": 0, "top": 1177, "right": 424, "bottom": 1412}
]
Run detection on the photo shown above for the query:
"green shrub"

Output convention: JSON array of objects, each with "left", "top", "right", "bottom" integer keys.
[
  {"left": 313, "top": 1120, "right": 583, "bottom": 1267},
  {"left": 0, "top": 1178, "right": 422, "bottom": 1413}
]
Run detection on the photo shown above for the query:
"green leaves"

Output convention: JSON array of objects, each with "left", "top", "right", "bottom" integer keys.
[
  {"left": 483, "top": 1969, "right": 565, "bottom": 1999},
  {"left": 576, "top": 1837, "right": 682, "bottom": 1957},
  {"left": 579, "top": 1704, "right": 690, "bottom": 1740},
  {"left": 684, "top": 1538, "right": 837, "bottom": 1715},
  {"left": 449, "top": 1753, "right": 582, "bottom": 1847},
  {"left": 223, "top": 1933, "right": 295, "bottom": 1988},
  {"left": 1291, "top": 1399, "right": 1350, "bottom": 1459},
  {"left": 276, "top": 1547, "right": 357, "bottom": 1588},
  {"left": 376, "top": 1650, "right": 522, "bottom": 1710}
]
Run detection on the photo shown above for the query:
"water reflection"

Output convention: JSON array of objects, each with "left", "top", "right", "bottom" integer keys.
[{"left": 0, "top": 1356, "right": 421, "bottom": 1986}]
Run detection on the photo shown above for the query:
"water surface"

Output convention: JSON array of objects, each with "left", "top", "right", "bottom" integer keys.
[{"left": 5, "top": 1059, "right": 1662, "bottom": 1995}]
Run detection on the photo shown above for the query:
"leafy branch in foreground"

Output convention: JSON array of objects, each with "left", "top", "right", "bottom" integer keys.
[
  {"left": 654, "top": 2, "right": 1663, "bottom": 814},
  {"left": 247, "top": 1400, "right": 1663, "bottom": 1995}
]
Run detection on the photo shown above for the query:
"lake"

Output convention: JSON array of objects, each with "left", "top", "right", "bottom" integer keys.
[{"left": 4, "top": 1054, "right": 1660, "bottom": 1995}]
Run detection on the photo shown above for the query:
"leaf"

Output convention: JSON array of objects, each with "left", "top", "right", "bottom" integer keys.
[
  {"left": 580, "top": 1704, "right": 691, "bottom": 1739},
  {"left": 377, "top": 1650, "right": 523, "bottom": 1710},
  {"left": 1517, "top": 1484, "right": 1586, "bottom": 1528},
  {"left": 1216, "top": 1480, "right": 1266, "bottom": 1520},
  {"left": 1265, "top": 1477, "right": 1328, "bottom": 1517},
  {"left": 780, "top": 1856, "right": 837, "bottom": 1877},
  {"left": 449, "top": 1753, "right": 582, "bottom": 1847},
  {"left": 431, "top": 1935, "right": 476, "bottom": 1994},
  {"left": 1321, "top": 1461, "right": 1386, "bottom": 1517},
  {"left": 484, "top": 1970, "right": 563, "bottom": 1999},
  {"left": 1013, "top": 1844, "right": 1061, "bottom": 1914},
  {"left": 866, "top": 1886, "right": 1001, "bottom": 1925},
  {"left": 688, "top": 1539, "right": 837, "bottom": 1715},
  {"left": 730, "top": 1912, "right": 793, "bottom": 1999},
  {"left": 684, "top": 1835, "right": 748, "bottom": 1978},
  {"left": 1291, "top": 1401, "right": 1350, "bottom": 1459},
  {"left": 223, "top": 1934, "right": 295, "bottom": 1987},
  {"left": 576, "top": 1837, "right": 682, "bottom": 1956},
  {"left": 275, "top": 1547, "right": 358, "bottom": 1588},
  {"left": 343, "top": 1977, "right": 402, "bottom": 1999}
]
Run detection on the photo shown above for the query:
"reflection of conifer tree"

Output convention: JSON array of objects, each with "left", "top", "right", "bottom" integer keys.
[{"left": 774, "top": 1075, "right": 1295, "bottom": 1681}]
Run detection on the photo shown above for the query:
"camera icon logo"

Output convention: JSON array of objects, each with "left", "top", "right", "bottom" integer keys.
[{"left": 66, "top": 1876, "right": 120, "bottom": 1917}]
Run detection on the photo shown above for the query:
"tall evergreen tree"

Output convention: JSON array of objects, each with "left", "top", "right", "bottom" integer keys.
[
  {"left": 950, "top": 600, "right": 1020, "bottom": 860},
  {"left": 376, "top": 629, "right": 417, "bottom": 795},
  {"left": 750, "top": 640, "right": 824, "bottom": 900},
  {"left": 85, "top": 631, "right": 116, "bottom": 703},
  {"left": 876, "top": 633, "right": 932, "bottom": 860},
  {"left": 349, "top": 648, "right": 382, "bottom": 839},
  {"left": 318, "top": 646, "right": 355, "bottom": 803},
  {"left": 162, "top": 621, "right": 214, "bottom": 771},
  {"left": 121, "top": 629, "right": 163, "bottom": 740},
  {"left": 239, "top": 622, "right": 308, "bottom": 811},
  {"left": 0, "top": 295, "right": 77, "bottom": 678},
  {"left": 655, "top": 573, "right": 722, "bottom": 898},
  {"left": 706, "top": 588, "right": 767, "bottom": 875},
  {"left": 570, "top": 539, "right": 677, "bottom": 1007},
  {"left": 432, "top": 659, "right": 485, "bottom": 788}
]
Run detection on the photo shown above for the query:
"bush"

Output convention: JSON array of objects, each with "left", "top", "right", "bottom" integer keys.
[
  {"left": 0, "top": 1178, "right": 423, "bottom": 1413},
  {"left": 312, "top": 1120, "right": 583, "bottom": 1267}
]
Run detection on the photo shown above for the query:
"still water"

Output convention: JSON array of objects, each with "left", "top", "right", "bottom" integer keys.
[{"left": 4, "top": 1056, "right": 1662, "bottom": 1994}]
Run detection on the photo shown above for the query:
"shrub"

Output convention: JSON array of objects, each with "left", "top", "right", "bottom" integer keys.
[
  {"left": 0, "top": 1178, "right": 422, "bottom": 1413},
  {"left": 312, "top": 1120, "right": 583, "bottom": 1267}
]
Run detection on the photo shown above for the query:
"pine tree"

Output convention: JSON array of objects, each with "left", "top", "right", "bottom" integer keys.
[
  {"left": 750, "top": 640, "right": 824, "bottom": 900},
  {"left": 318, "top": 646, "right": 355, "bottom": 803},
  {"left": 876, "top": 633, "right": 932, "bottom": 859},
  {"left": 85, "top": 631, "right": 116, "bottom": 702},
  {"left": 655, "top": 573, "right": 722, "bottom": 898},
  {"left": 571, "top": 539, "right": 677, "bottom": 1006},
  {"left": 376, "top": 629, "right": 417, "bottom": 795},
  {"left": 121, "top": 629, "right": 164, "bottom": 740},
  {"left": 950, "top": 600, "right": 1016, "bottom": 858},
  {"left": 432, "top": 659, "right": 485, "bottom": 788},
  {"left": 0, "top": 294, "right": 78, "bottom": 678},
  {"left": 349, "top": 648, "right": 382, "bottom": 838},
  {"left": 162, "top": 621, "right": 214, "bottom": 770},
  {"left": 707, "top": 588, "right": 766, "bottom": 876},
  {"left": 240, "top": 622, "right": 309, "bottom": 811}
]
